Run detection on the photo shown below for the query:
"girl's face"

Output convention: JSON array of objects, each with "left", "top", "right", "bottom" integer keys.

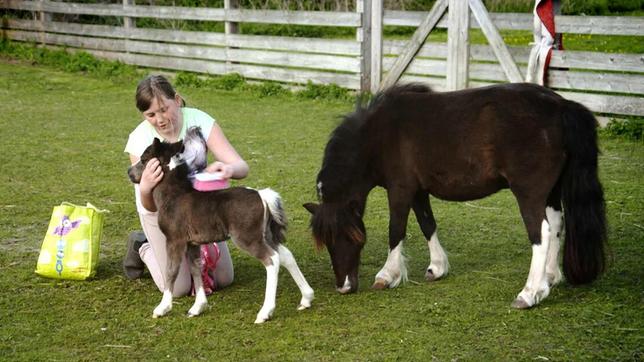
[{"left": 143, "top": 94, "right": 182, "bottom": 140}]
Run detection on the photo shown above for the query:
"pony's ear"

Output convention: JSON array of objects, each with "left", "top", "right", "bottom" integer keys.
[
  {"left": 152, "top": 137, "right": 161, "bottom": 146},
  {"left": 303, "top": 203, "right": 319, "bottom": 215}
]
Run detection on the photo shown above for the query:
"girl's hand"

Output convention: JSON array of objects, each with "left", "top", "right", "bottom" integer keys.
[
  {"left": 205, "top": 161, "right": 234, "bottom": 179},
  {"left": 140, "top": 158, "right": 163, "bottom": 195}
]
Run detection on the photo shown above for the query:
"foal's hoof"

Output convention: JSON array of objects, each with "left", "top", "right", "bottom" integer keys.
[
  {"left": 511, "top": 297, "right": 532, "bottom": 309},
  {"left": 372, "top": 278, "right": 387, "bottom": 290}
]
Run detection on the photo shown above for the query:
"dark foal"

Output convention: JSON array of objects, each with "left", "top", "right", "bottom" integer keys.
[
  {"left": 305, "top": 82, "right": 606, "bottom": 309},
  {"left": 128, "top": 138, "right": 313, "bottom": 323}
]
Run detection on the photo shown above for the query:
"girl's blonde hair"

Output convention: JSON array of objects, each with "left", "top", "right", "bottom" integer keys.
[{"left": 135, "top": 75, "right": 185, "bottom": 112}]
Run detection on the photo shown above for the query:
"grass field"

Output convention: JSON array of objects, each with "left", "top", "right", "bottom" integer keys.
[{"left": 0, "top": 60, "right": 642, "bottom": 361}]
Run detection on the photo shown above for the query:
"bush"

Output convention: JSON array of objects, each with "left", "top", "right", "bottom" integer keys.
[
  {"left": 296, "top": 81, "right": 352, "bottom": 101},
  {"left": 601, "top": 118, "right": 644, "bottom": 141}
]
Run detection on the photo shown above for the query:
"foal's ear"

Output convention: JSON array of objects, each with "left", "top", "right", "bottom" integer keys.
[{"left": 303, "top": 203, "right": 319, "bottom": 215}]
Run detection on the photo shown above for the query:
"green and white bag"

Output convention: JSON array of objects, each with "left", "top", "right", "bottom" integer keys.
[{"left": 35, "top": 202, "right": 107, "bottom": 280}]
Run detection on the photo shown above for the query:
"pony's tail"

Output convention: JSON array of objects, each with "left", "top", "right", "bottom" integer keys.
[
  {"left": 258, "top": 188, "right": 287, "bottom": 245},
  {"left": 560, "top": 101, "right": 607, "bottom": 284}
]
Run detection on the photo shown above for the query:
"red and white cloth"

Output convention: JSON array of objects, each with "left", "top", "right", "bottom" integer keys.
[{"left": 526, "top": 0, "right": 562, "bottom": 85}]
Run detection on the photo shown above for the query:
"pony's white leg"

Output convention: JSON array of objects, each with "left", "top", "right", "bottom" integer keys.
[
  {"left": 374, "top": 240, "right": 408, "bottom": 289},
  {"left": 512, "top": 219, "right": 551, "bottom": 309},
  {"left": 545, "top": 207, "right": 563, "bottom": 286},
  {"left": 425, "top": 231, "right": 449, "bottom": 281},
  {"left": 153, "top": 289, "right": 173, "bottom": 318},
  {"left": 187, "top": 286, "right": 208, "bottom": 317},
  {"left": 277, "top": 245, "right": 314, "bottom": 310},
  {"left": 255, "top": 251, "right": 280, "bottom": 324}
]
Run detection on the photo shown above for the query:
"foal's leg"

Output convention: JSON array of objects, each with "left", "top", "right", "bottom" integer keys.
[
  {"left": 412, "top": 192, "right": 449, "bottom": 281},
  {"left": 373, "top": 189, "right": 412, "bottom": 289},
  {"left": 255, "top": 249, "right": 280, "bottom": 324},
  {"left": 277, "top": 244, "right": 314, "bottom": 310},
  {"left": 512, "top": 194, "right": 551, "bottom": 309},
  {"left": 153, "top": 240, "right": 186, "bottom": 318},
  {"left": 186, "top": 244, "right": 208, "bottom": 317}
]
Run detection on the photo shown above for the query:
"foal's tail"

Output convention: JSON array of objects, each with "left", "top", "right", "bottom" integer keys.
[
  {"left": 258, "top": 188, "right": 287, "bottom": 245},
  {"left": 560, "top": 101, "right": 607, "bottom": 284}
]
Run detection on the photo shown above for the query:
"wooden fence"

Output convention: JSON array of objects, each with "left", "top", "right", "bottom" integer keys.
[{"left": 1, "top": 0, "right": 643, "bottom": 121}]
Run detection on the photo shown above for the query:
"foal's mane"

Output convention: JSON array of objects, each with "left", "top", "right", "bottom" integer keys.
[{"left": 316, "top": 83, "right": 432, "bottom": 203}]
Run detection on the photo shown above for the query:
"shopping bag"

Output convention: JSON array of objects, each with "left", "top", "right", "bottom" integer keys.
[{"left": 35, "top": 202, "right": 107, "bottom": 280}]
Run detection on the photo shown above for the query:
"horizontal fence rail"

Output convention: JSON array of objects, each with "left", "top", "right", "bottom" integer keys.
[{"left": 1, "top": 0, "right": 643, "bottom": 119}]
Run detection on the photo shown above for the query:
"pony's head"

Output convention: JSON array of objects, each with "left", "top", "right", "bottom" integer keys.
[
  {"left": 304, "top": 200, "right": 366, "bottom": 293},
  {"left": 127, "top": 138, "right": 185, "bottom": 184}
]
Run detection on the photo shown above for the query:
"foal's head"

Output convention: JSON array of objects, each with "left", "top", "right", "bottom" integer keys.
[{"left": 127, "top": 138, "right": 184, "bottom": 184}]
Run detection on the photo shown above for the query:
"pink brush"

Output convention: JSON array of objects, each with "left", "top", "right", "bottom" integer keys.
[{"left": 191, "top": 171, "right": 230, "bottom": 192}]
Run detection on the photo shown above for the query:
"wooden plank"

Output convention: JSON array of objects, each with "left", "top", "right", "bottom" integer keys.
[
  {"left": 80, "top": 49, "right": 361, "bottom": 89},
  {"left": 384, "top": 11, "right": 644, "bottom": 36},
  {"left": 378, "top": 0, "right": 447, "bottom": 90},
  {"left": 124, "top": 40, "right": 360, "bottom": 72},
  {"left": 446, "top": 0, "right": 469, "bottom": 90},
  {"left": 548, "top": 70, "right": 644, "bottom": 96},
  {"left": 558, "top": 91, "right": 644, "bottom": 116},
  {"left": 468, "top": 0, "right": 522, "bottom": 83},
  {"left": 556, "top": 15, "right": 644, "bottom": 36},
  {"left": 549, "top": 50, "right": 644, "bottom": 73},
  {"left": 1, "top": 0, "right": 361, "bottom": 27},
  {"left": 5, "top": 19, "right": 361, "bottom": 56}
]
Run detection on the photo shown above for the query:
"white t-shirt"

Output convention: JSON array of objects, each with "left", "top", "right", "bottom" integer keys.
[{"left": 124, "top": 107, "right": 215, "bottom": 157}]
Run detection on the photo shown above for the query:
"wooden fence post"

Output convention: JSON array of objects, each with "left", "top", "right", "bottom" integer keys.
[
  {"left": 370, "top": 0, "right": 383, "bottom": 94},
  {"left": 358, "top": 0, "right": 372, "bottom": 94},
  {"left": 123, "top": 0, "right": 135, "bottom": 30},
  {"left": 225, "top": 0, "right": 240, "bottom": 68},
  {"left": 446, "top": 0, "right": 470, "bottom": 90},
  {"left": 37, "top": 0, "right": 51, "bottom": 45}
]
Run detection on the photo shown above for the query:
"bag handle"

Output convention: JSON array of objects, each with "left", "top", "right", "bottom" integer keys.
[{"left": 60, "top": 201, "right": 109, "bottom": 213}]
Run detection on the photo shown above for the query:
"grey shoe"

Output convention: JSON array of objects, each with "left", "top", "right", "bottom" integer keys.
[{"left": 123, "top": 231, "right": 147, "bottom": 280}]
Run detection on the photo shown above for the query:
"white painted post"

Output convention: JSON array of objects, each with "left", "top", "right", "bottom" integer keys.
[
  {"left": 446, "top": 0, "right": 470, "bottom": 90},
  {"left": 370, "top": 0, "right": 383, "bottom": 94}
]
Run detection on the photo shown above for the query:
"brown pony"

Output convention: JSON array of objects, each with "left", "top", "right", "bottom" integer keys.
[{"left": 304, "top": 82, "right": 606, "bottom": 308}]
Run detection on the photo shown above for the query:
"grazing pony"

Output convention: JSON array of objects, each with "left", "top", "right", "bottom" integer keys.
[
  {"left": 128, "top": 133, "right": 313, "bottom": 323},
  {"left": 304, "top": 82, "right": 606, "bottom": 308}
]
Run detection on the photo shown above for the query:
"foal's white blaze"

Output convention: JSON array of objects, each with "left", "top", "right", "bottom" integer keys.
[
  {"left": 545, "top": 207, "right": 563, "bottom": 286},
  {"left": 515, "top": 219, "right": 551, "bottom": 308},
  {"left": 153, "top": 289, "right": 174, "bottom": 318},
  {"left": 426, "top": 231, "right": 449, "bottom": 280},
  {"left": 255, "top": 252, "right": 280, "bottom": 324},
  {"left": 375, "top": 241, "right": 408, "bottom": 288},
  {"left": 187, "top": 286, "right": 208, "bottom": 317}
]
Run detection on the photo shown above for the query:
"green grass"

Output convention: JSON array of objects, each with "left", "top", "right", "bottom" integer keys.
[{"left": 0, "top": 59, "right": 642, "bottom": 361}]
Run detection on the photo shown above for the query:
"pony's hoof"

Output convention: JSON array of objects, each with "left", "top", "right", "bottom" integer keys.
[
  {"left": 511, "top": 297, "right": 532, "bottom": 309},
  {"left": 372, "top": 278, "right": 387, "bottom": 290},
  {"left": 297, "top": 303, "right": 311, "bottom": 311},
  {"left": 425, "top": 269, "right": 438, "bottom": 281},
  {"left": 254, "top": 315, "right": 271, "bottom": 324}
]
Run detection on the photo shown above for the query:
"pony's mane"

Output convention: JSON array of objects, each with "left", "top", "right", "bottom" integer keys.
[{"left": 316, "top": 83, "right": 432, "bottom": 202}]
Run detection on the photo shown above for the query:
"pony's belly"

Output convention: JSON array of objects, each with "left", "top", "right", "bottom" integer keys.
[{"left": 427, "top": 177, "right": 508, "bottom": 201}]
